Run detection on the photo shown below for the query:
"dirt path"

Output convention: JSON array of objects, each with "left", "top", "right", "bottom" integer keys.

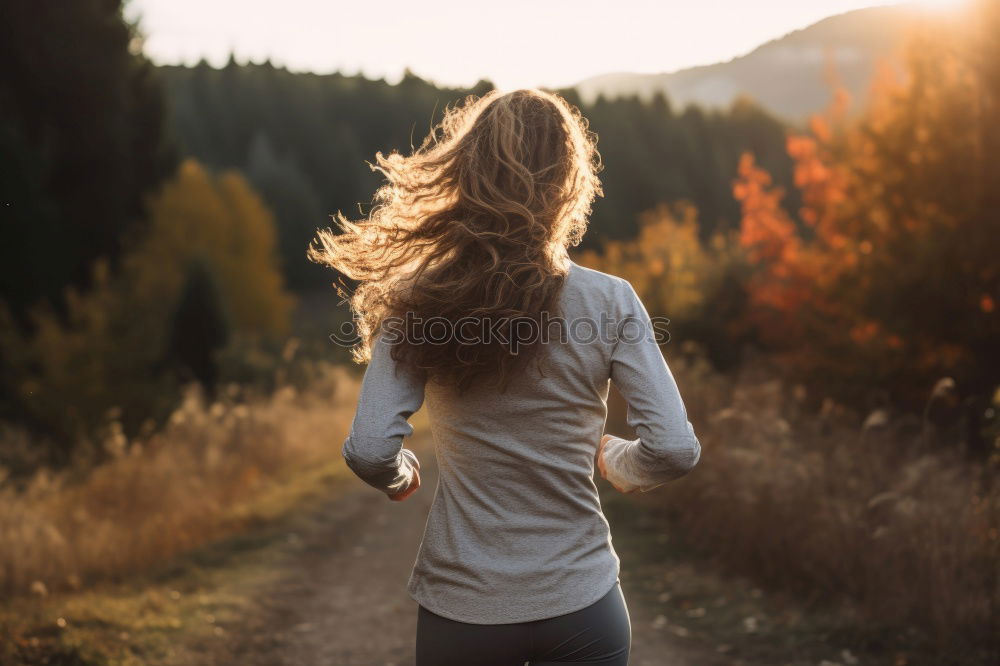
[{"left": 212, "top": 439, "right": 729, "bottom": 666}]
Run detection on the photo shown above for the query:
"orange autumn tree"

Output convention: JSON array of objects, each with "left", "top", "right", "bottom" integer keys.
[
  {"left": 734, "top": 0, "right": 1000, "bottom": 407},
  {"left": 732, "top": 108, "right": 878, "bottom": 392},
  {"left": 734, "top": 151, "right": 818, "bottom": 347}
]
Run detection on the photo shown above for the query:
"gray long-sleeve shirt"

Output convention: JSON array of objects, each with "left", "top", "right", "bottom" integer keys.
[{"left": 342, "top": 260, "right": 701, "bottom": 624}]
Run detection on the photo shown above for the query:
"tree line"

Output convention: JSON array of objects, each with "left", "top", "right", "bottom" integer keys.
[
  {"left": 5, "top": 0, "right": 993, "bottom": 462},
  {"left": 156, "top": 58, "right": 797, "bottom": 290}
]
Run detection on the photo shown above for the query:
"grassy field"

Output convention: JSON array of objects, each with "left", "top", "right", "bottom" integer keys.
[
  {"left": 1, "top": 460, "right": 356, "bottom": 665},
  {"left": 1, "top": 356, "right": 997, "bottom": 664},
  {"left": 605, "top": 354, "right": 1000, "bottom": 664},
  {"left": 0, "top": 362, "right": 362, "bottom": 596}
]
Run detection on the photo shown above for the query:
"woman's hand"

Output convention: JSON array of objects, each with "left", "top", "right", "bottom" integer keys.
[
  {"left": 388, "top": 455, "right": 421, "bottom": 502},
  {"left": 597, "top": 434, "right": 640, "bottom": 494}
]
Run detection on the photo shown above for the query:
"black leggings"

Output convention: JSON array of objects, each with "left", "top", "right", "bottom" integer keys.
[{"left": 415, "top": 580, "right": 631, "bottom": 665}]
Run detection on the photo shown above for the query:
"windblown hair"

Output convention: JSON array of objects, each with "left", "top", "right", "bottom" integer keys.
[{"left": 308, "top": 88, "right": 603, "bottom": 391}]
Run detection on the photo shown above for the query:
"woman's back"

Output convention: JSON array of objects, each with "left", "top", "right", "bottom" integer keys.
[
  {"left": 312, "top": 87, "right": 700, "bottom": 661},
  {"left": 344, "top": 260, "right": 701, "bottom": 624}
]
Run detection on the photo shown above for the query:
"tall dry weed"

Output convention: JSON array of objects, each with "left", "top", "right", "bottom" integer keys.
[
  {"left": 0, "top": 363, "right": 358, "bottom": 596},
  {"left": 628, "top": 353, "right": 1000, "bottom": 654}
]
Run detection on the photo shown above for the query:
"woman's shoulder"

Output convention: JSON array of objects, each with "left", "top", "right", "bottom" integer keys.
[
  {"left": 563, "top": 260, "right": 635, "bottom": 314},
  {"left": 566, "top": 260, "right": 631, "bottom": 296}
]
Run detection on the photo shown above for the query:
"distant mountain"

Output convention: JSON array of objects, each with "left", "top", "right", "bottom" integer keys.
[{"left": 575, "top": 5, "right": 922, "bottom": 122}]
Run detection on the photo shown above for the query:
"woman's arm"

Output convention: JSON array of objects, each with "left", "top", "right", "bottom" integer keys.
[
  {"left": 601, "top": 278, "right": 701, "bottom": 493},
  {"left": 342, "top": 332, "right": 425, "bottom": 498}
]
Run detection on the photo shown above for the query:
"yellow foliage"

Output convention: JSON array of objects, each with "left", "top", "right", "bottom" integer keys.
[
  {"left": 129, "top": 159, "right": 293, "bottom": 337},
  {"left": 575, "top": 202, "right": 733, "bottom": 323},
  {"left": 0, "top": 159, "right": 294, "bottom": 441}
]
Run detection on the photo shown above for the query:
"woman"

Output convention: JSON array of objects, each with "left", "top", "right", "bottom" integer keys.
[{"left": 309, "top": 88, "right": 701, "bottom": 666}]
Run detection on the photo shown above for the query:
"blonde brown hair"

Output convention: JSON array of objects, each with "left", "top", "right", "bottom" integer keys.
[{"left": 308, "top": 88, "right": 602, "bottom": 391}]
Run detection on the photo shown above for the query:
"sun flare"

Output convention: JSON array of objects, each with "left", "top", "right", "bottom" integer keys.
[{"left": 916, "top": 0, "right": 969, "bottom": 10}]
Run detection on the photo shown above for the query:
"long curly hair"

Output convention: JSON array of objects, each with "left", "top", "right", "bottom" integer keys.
[{"left": 308, "top": 88, "right": 603, "bottom": 392}]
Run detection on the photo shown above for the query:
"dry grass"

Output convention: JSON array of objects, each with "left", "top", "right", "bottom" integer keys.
[
  {"left": 625, "top": 353, "right": 1000, "bottom": 658},
  {"left": 0, "top": 362, "right": 360, "bottom": 597},
  {"left": 2, "top": 349, "right": 996, "bottom": 660}
]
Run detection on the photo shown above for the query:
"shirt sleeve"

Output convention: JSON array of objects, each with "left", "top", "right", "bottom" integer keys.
[
  {"left": 602, "top": 278, "right": 701, "bottom": 493},
  {"left": 342, "top": 331, "right": 425, "bottom": 496}
]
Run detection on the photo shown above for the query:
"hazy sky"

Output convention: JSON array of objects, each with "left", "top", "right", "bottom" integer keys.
[{"left": 125, "top": 0, "right": 948, "bottom": 90}]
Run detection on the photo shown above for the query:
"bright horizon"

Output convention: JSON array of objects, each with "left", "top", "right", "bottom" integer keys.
[{"left": 123, "top": 0, "right": 943, "bottom": 91}]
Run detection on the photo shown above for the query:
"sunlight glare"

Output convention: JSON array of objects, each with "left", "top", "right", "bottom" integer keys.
[
  {"left": 916, "top": 0, "right": 969, "bottom": 10},
  {"left": 125, "top": 0, "right": 911, "bottom": 91}
]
